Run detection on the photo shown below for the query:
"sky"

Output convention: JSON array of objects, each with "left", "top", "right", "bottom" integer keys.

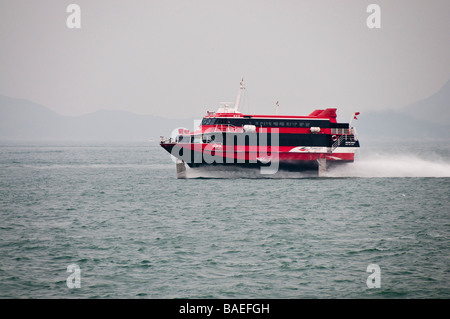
[{"left": 1, "top": 0, "right": 449, "bottom": 120}]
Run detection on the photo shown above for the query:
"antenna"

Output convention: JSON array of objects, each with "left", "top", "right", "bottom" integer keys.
[
  {"left": 275, "top": 101, "right": 279, "bottom": 115},
  {"left": 234, "top": 78, "right": 245, "bottom": 112}
]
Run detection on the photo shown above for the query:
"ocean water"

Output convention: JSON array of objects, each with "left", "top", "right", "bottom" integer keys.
[{"left": 0, "top": 140, "right": 449, "bottom": 299}]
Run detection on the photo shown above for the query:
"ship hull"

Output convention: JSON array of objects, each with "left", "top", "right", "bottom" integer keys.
[
  {"left": 160, "top": 142, "right": 356, "bottom": 177},
  {"left": 158, "top": 87, "right": 360, "bottom": 178}
]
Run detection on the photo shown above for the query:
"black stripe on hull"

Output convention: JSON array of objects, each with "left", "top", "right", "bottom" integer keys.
[
  {"left": 188, "top": 161, "right": 319, "bottom": 171},
  {"left": 201, "top": 118, "right": 350, "bottom": 129},
  {"left": 179, "top": 132, "right": 360, "bottom": 148}
]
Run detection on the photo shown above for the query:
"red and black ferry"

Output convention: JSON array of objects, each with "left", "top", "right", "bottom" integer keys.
[{"left": 160, "top": 80, "right": 360, "bottom": 178}]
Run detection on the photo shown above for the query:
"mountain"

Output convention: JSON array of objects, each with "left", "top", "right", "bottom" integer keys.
[
  {"left": 0, "top": 95, "right": 196, "bottom": 141},
  {"left": 1, "top": 79, "right": 449, "bottom": 142},
  {"left": 355, "top": 80, "right": 450, "bottom": 141},
  {"left": 406, "top": 79, "right": 450, "bottom": 125}
]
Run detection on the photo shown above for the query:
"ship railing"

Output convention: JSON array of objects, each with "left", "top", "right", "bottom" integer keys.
[
  {"left": 209, "top": 124, "right": 244, "bottom": 133},
  {"left": 351, "top": 126, "right": 358, "bottom": 141},
  {"left": 331, "top": 134, "right": 346, "bottom": 152},
  {"left": 160, "top": 136, "right": 174, "bottom": 144},
  {"left": 331, "top": 133, "right": 359, "bottom": 152},
  {"left": 159, "top": 124, "right": 243, "bottom": 144}
]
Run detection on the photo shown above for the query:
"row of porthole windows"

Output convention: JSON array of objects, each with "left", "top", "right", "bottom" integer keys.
[{"left": 201, "top": 118, "right": 313, "bottom": 127}]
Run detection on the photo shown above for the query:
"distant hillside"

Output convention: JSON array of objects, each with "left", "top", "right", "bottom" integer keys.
[
  {"left": 1, "top": 79, "right": 449, "bottom": 142},
  {"left": 0, "top": 95, "right": 196, "bottom": 141},
  {"left": 406, "top": 79, "right": 450, "bottom": 125},
  {"left": 355, "top": 80, "right": 450, "bottom": 141}
]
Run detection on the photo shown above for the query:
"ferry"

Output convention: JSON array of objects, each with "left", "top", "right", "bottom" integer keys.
[{"left": 160, "top": 80, "right": 360, "bottom": 178}]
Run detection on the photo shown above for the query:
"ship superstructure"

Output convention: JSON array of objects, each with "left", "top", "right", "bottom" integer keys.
[{"left": 160, "top": 80, "right": 360, "bottom": 178}]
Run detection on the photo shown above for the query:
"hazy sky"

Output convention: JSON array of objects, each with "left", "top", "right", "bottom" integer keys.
[{"left": 1, "top": 0, "right": 449, "bottom": 120}]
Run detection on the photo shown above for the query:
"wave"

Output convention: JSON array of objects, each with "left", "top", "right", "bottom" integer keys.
[
  {"left": 185, "top": 151, "right": 450, "bottom": 178},
  {"left": 326, "top": 151, "right": 450, "bottom": 178}
]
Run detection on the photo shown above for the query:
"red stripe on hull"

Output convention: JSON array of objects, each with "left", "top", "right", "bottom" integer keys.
[
  {"left": 163, "top": 143, "right": 355, "bottom": 163},
  {"left": 200, "top": 125, "right": 332, "bottom": 134}
]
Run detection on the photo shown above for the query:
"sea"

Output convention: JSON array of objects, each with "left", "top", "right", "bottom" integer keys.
[{"left": 0, "top": 140, "right": 449, "bottom": 299}]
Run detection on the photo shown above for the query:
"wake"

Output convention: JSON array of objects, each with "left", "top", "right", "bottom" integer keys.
[
  {"left": 326, "top": 151, "right": 450, "bottom": 178},
  {"left": 182, "top": 148, "right": 450, "bottom": 179}
]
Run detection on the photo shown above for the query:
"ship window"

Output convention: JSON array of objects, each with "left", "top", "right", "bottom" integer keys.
[
  {"left": 203, "top": 135, "right": 212, "bottom": 143},
  {"left": 331, "top": 128, "right": 349, "bottom": 135}
]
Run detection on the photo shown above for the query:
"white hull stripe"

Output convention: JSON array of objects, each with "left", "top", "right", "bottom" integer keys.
[{"left": 288, "top": 146, "right": 358, "bottom": 154}]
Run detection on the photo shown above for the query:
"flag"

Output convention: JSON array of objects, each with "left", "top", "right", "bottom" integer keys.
[{"left": 354, "top": 112, "right": 360, "bottom": 120}]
